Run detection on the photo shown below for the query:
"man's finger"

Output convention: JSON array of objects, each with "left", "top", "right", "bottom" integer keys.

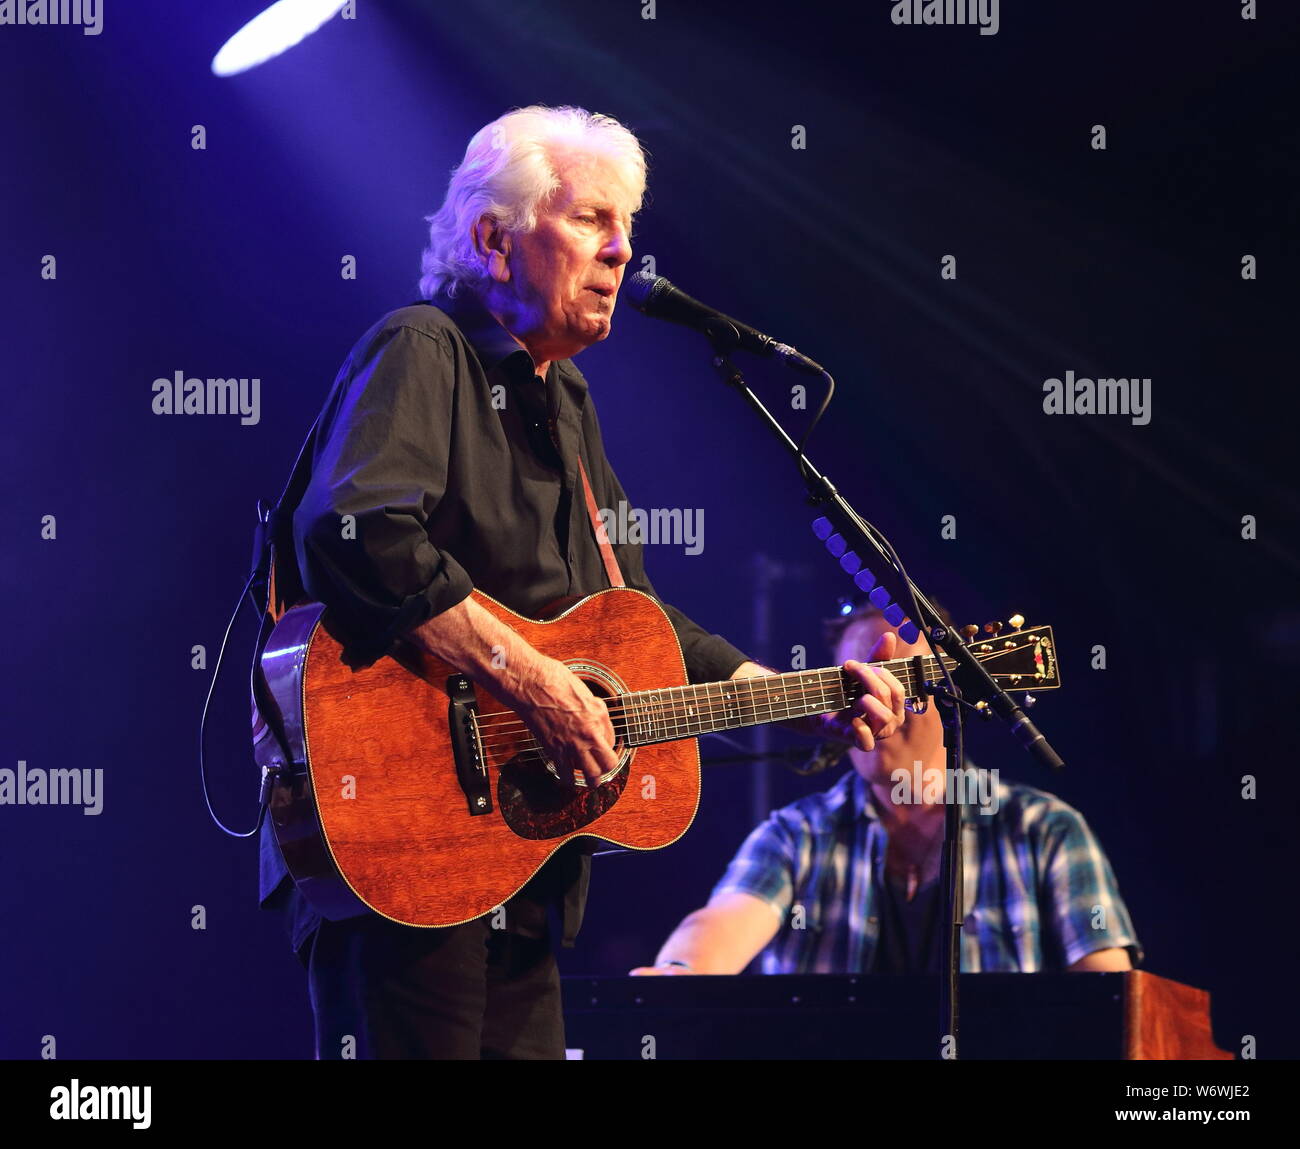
[
  {"left": 856, "top": 694, "right": 899, "bottom": 738},
  {"left": 877, "top": 665, "right": 907, "bottom": 720},
  {"left": 865, "top": 630, "right": 899, "bottom": 664},
  {"left": 851, "top": 715, "right": 876, "bottom": 753},
  {"left": 845, "top": 659, "right": 884, "bottom": 710}
]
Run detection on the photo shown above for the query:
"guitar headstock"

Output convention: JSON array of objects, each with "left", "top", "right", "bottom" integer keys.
[{"left": 962, "top": 615, "right": 1059, "bottom": 691}]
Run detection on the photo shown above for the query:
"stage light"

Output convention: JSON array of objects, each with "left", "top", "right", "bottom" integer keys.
[{"left": 212, "top": 0, "right": 347, "bottom": 77}]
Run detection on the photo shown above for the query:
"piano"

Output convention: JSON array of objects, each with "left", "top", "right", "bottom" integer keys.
[{"left": 561, "top": 970, "right": 1233, "bottom": 1059}]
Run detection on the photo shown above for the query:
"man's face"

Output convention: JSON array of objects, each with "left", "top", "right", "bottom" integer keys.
[{"left": 497, "top": 147, "right": 635, "bottom": 363}]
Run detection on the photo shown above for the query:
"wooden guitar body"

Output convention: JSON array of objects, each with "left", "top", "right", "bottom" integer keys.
[{"left": 259, "top": 587, "right": 698, "bottom": 928}]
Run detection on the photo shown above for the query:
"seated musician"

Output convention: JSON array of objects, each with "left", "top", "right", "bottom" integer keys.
[{"left": 632, "top": 595, "right": 1142, "bottom": 976}]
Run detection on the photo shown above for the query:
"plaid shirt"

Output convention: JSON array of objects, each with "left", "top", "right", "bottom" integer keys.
[{"left": 712, "top": 769, "right": 1142, "bottom": 974}]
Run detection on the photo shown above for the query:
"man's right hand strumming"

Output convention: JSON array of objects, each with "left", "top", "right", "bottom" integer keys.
[
  {"left": 411, "top": 595, "right": 617, "bottom": 787},
  {"left": 507, "top": 653, "right": 619, "bottom": 787}
]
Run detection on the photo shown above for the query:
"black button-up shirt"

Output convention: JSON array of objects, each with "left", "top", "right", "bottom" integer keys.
[
  {"left": 260, "top": 287, "right": 750, "bottom": 953},
  {"left": 293, "top": 287, "right": 747, "bottom": 678}
]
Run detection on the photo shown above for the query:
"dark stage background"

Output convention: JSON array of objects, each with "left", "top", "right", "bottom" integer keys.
[{"left": 2, "top": 0, "right": 1297, "bottom": 1059}]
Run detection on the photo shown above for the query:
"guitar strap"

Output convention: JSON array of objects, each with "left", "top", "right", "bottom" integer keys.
[
  {"left": 547, "top": 405, "right": 624, "bottom": 590},
  {"left": 577, "top": 454, "right": 625, "bottom": 589}
]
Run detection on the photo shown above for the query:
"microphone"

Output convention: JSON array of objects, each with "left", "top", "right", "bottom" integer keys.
[{"left": 623, "top": 270, "right": 826, "bottom": 376}]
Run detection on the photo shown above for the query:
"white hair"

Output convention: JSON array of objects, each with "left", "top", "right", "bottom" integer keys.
[{"left": 418, "top": 105, "right": 647, "bottom": 299}]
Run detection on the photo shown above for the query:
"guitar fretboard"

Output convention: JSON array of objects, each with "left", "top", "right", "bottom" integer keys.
[{"left": 615, "top": 654, "right": 954, "bottom": 747}]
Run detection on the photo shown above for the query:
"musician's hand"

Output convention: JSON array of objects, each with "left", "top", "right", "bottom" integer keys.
[
  {"left": 822, "top": 630, "right": 907, "bottom": 752},
  {"left": 516, "top": 656, "right": 619, "bottom": 787},
  {"left": 628, "top": 964, "right": 697, "bottom": 976}
]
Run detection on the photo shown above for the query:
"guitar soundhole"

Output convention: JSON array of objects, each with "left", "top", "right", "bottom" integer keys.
[{"left": 496, "top": 666, "right": 631, "bottom": 840}]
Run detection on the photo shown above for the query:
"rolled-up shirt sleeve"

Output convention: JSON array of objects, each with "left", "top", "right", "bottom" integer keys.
[
  {"left": 710, "top": 814, "right": 796, "bottom": 924},
  {"left": 579, "top": 401, "right": 751, "bottom": 684},
  {"left": 294, "top": 322, "right": 473, "bottom": 664},
  {"left": 1036, "top": 804, "right": 1144, "bottom": 969}
]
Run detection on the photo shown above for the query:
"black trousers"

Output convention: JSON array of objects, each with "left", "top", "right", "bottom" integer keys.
[{"left": 299, "top": 877, "right": 567, "bottom": 1060}]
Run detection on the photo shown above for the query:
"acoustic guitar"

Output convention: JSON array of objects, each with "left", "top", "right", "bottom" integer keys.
[{"left": 255, "top": 587, "right": 1058, "bottom": 927}]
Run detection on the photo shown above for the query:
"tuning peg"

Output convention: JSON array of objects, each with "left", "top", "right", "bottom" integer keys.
[
  {"left": 1008, "top": 613, "right": 1025, "bottom": 631},
  {"left": 960, "top": 624, "right": 980, "bottom": 644},
  {"left": 1023, "top": 693, "right": 1036, "bottom": 707},
  {"left": 983, "top": 621, "right": 1003, "bottom": 637}
]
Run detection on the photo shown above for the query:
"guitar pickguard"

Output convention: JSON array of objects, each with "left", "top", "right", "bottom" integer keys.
[{"left": 496, "top": 758, "right": 630, "bottom": 839}]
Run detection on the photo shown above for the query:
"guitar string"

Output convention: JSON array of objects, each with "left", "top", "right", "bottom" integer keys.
[
  {"left": 471, "top": 669, "right": 914, "bottom": 744},
  {"left": 468, "top": 655, "right": 948, "bottom": 735},
  {"left": 474, "top": 691, "right": 851, "bottom": 755},
  {"left": 469, "top": 651, "right": 1045, "bottom": 745},
  {"left": 470, "top": 658, "right": 1048, "bottom": 769},
  {"left": 472, "top": 669, "right": 1052, "bottom": 760},
  {"left": 469, "top": 643, "right": 1047, "bottom": 744}
]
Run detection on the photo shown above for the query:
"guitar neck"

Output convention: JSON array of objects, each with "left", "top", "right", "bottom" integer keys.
[{"left": 618, "top": 653, "right": 952, "bottom": 747}]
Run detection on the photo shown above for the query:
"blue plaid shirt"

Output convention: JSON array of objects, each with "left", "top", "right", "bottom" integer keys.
[{"left": 712, "top": 769, "right": 1142, "bottom": 973}]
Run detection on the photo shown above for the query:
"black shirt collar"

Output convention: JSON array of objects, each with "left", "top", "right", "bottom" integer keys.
[
  {"left": 425, "top": 285, "right": 591, "bottom": 422},
  {"left": 428, "top": 285, "right": 532, "bottom": 376}
]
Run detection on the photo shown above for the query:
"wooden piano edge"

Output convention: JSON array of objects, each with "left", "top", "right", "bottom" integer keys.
[{"left": 1124, "top": 970, "right": 1234, "bottom": 1060}]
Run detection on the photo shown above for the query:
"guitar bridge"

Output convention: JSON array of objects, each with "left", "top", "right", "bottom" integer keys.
[{"left": 447, "top": 675, "right": 491, "bottom": 816}]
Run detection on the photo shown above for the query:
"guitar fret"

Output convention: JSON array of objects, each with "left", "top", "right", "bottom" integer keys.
[
  {"left": 628, "top": 694, "right": 644, "bottom": 746},
  {"left": 734, "top": 678, "right": 748, "bottom": 728},
  {"left": 668, "top": 686, "right": 682, "bottom": 737},
  {"left": 662, "top": 684, "right": 679, "bottom": 740},
  {"left": 678, "top": 684, "right": 695, "bottom": 737},
  {"left": 751, "top": 677, "right": 766, "bottom": 723},
  {"left": 679, "top": 685, "right": 693, "bottom": 734}
]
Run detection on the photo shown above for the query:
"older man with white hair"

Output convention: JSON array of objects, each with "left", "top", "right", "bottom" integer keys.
[{"left": 259, "top": 105, "right": 908, "bottom": 1059}]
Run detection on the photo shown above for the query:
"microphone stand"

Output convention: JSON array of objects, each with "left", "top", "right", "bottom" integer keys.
[{"left": 701, "top": 323, "right": 1064, "bottom": 1059}]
